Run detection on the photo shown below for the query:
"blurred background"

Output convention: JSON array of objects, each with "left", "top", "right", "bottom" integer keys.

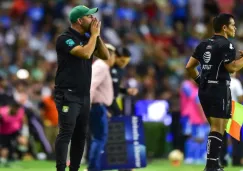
[{"left": 0, "top": 0, "right": 243, "bottom": 170}]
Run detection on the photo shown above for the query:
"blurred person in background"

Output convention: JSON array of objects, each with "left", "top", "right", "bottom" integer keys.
[
  {"left": 0, "top": 97, "right": 26, "bottom": 167},
  {"left": 0, "top": 76, "right": 11, "bottom": 106},
  {"left": 180, "top": 76, "right": 208, "bottom": 164},
  {"left": 108, "top": 47, "right": 138, "bottom": 116},
  {"left": 39, "top": 78, "right": 58, "bottom": 157},
  {"left": 87, "top": 44, "right": 115, "bottom": 171},
  {"left": 221, "top": 72, "right": 243, "bottom": 166},
  {"left": 108, "top": 47, "right": 138, "bottom": 171},
  {"left": 13, "top": 80, "right": 53, "bottom": 159}
]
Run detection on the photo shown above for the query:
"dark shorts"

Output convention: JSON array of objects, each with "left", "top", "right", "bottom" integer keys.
[
  {"left": 0, "top": 131, "right": 20, "bottom": 148},
  {"left": 199, "top": 84, "right": 231, "bottom": 119}
]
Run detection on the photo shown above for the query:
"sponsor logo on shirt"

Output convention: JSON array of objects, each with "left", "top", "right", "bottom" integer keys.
[
  {"left": 203, "top": 51, "right": 211, "bottom": 63},
  {"left": 66, "top": 39, "right": 75, "bottom": 47},
  {"left": 229, "top": 43, "right": 234, "bottom": 49}
]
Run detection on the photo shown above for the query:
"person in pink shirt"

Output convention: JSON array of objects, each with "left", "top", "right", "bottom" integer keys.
[
  {"left": 0, "top": 97, "right": 26, "bottom": 166},
  {"left": 180, "top": 78, "right": 209, "bottom": 164},
  {"left": 87, "top": 44, "right": 116, "bottom": 171},
  {"left": 180, "top": 78, "right": 206, "bottom": 136}
]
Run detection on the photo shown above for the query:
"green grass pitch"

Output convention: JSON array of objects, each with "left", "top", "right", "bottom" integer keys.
[{"left": 0, "top": 160, "right": 242, "bottom": 171}]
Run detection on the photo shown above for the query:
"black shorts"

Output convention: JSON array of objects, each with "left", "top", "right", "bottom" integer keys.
[
  {"left": 0, "top": 131, "right": 20, "bottom": 148},
  {"left": 199, "top": 84, "right": 231, "bottom": 119}
]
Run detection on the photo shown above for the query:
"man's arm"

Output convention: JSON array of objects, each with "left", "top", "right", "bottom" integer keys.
[
  {"left": 93, "top": 36, "right": 110, "bottom": 60},
  {"left": 70, "top": 34, "right": 98, "bottom": 59},
  {"left": 224, "top": 51, "right": 243, "bottom": 73},
  {"left": 185, "top": 57, "right": 200, "bottom": 83},
  {"left": 70, "top": 20, "right": 100, "bottom": 59}
]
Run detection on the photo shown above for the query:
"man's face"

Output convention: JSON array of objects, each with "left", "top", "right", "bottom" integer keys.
[
  {"left": 79, "top": 15, "right": 94, "bottom": 32},
  {"left": 115, "top": 56, "right": 131, "bottom": 68},
  {"left": 225, "top": 18, "right": 236, "bottom": 38}
]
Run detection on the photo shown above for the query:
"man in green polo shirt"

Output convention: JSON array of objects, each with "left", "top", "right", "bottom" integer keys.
[{"left": 54, "top": 5, "right": 110, "bottom": 171}]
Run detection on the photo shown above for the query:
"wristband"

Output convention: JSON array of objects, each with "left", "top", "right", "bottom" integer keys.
[{"left": 194, "top": 75, "right": 200, "bottom": 85}]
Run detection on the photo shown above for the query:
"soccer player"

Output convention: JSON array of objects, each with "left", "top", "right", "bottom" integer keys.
[{"left": 186, "top": 13, "right": 243, "bottom": 171}]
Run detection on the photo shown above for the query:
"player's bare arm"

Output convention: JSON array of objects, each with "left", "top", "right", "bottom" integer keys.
[
  {"left": 94, "top": 36, "right": 110, "bottom": 60},
  {"left": 224, "top": 50, "right": 243, "bottom": 72},
  {"left": 185, "top": 57, "right": 200, "bottom": 83},
  {"left": 70, "top": 19, "right": 100, "bottom": 59}
]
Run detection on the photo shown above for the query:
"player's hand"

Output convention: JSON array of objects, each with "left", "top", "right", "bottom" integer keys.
[
  {"left": 127, "top": 88, "right": 139, "bottom": 96},
  {"left": 90, "top": 18, "right": 101, "bottom": 37}
]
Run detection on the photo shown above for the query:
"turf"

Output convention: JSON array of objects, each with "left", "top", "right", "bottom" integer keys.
[{"left": 0, "top": 160, "right": 242, "bottom": 171}]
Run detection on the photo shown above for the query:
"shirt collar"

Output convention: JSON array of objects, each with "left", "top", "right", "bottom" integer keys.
[
  {"left": 68, "top": 27, "right": 87, "bottom": 39},
  {"left": 213, "top": 34, "right": 227, "bottom": 40}
]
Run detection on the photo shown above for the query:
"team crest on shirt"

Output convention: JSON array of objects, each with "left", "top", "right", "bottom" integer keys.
[
  {"left": 66, "top": 39, "right": 75, "bottom": 47},
  {"left": 62, "top": 106, "right": 69, "bottom": 113}
]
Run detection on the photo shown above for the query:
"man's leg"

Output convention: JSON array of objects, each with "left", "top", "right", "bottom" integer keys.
[
  {"left": 205, "top": 117, "right": 228, "bottom": 169},
  {"left": 55, "top": 102, "right": 80, "bottom": 171},
  {"left": 88, "top": 104, "right": 108, "bottom": 171},
  {"left": 219, "top": 132, "right": 228, "bottom": 167},
  {"left": 69, "top": 97, "right": 90, "bottom": 171},
  {"left": 30, "top": 117, "right": 52, "bottom": 155}
]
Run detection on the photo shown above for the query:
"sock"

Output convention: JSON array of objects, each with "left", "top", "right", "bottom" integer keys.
[{"left": 206, "top": 131, "right": 223, "bottom": 168}]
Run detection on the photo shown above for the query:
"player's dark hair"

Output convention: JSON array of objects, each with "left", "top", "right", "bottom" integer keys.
[
  {"left": 116, "top": 47, "right": 131, "bottom": 57},
  {"left": 213, "top": 13, "right": 234, "bottom": 33}
]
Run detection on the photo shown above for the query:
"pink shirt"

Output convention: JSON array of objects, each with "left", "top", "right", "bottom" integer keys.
[
  {"left": 0, "top": 106, "right": 24, "bottom": 135},
  {"left": 90, "top": 59, "right": 113, "bottom": 106},
  {"left": 180, "top": 80, "right": 206, "bottom": 124}
]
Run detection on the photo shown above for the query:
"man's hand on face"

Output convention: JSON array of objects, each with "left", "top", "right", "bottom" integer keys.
[{"left": 90, "top": 18, "right": 101, "bottom": 37}]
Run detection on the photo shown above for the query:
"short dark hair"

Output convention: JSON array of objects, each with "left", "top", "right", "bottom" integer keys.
[
  {"left": 213, "top": 13, "right": 234, "bottom": 33},
  {"left": 116, "top": 47, "right": 131, "bottom": 57}
]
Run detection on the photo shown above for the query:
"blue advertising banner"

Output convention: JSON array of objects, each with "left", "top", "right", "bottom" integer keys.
[{"left": 100, "top": 116, "right": 147, "bottom": 170}]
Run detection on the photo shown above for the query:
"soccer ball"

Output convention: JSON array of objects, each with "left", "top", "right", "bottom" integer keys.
[{"left": 168, "top": 149, "right": 184, "bottom": 166}]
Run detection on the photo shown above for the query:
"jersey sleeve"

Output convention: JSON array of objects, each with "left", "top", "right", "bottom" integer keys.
[
  {"left": 56, "top": 35, "right": 79, "bottom": 54},
  {"left": 192, "top": 43, "right": 201, "bottom": 60},
  {"left": 222, "top": 42, "right": 236, "bottom": 64}
]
